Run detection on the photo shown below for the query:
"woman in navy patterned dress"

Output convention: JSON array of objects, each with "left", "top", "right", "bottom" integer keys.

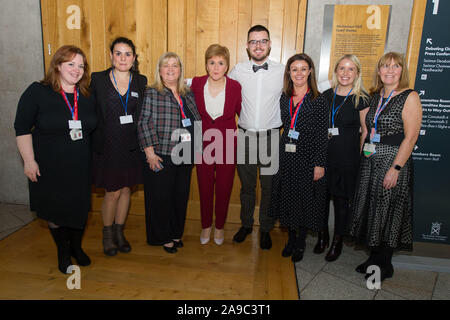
[{"left": 268, "top": 54, "right": 328, "bottom": 262}]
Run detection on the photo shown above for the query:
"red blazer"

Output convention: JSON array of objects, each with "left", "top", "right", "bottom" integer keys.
[{"left": 191, "top": 75, "right": 241, "bottom": 133}]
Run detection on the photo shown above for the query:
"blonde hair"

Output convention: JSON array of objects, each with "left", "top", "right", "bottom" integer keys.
[
  {"left": 151, "top": 52, "right": 189, "bottom": 96},
  {"left": 331, "top": 54, "right": 369, "bottom": 108},
  {"left": 205, "top": 44, "right": 230, "bottom": 74},
  {"left": 370, "top": 52, "right": 409, "bottom": 94}
]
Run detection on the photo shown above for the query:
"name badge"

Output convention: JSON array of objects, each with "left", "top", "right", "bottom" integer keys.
[
  {"left": 285, "top": 143, "right": 296, "bottom": 153},
  {"left": 288, "top": 130, "right": 299, "bottom": 140},
  {"left": 182, "top": 118, "right": 192, "bottom": 127},
  {"left": 181, "top": 133, "right": 191, "bottom": 142},
  {"left": 70, "top": 129, "right": 83, "bottom": 141},
  {"left": 371, "top": 133, "right": 381, "bottom": 143},
  {"left": 120, "top": 115, "right": 133, "bottom": 124},
  {"left": 328, "top": 127, "right": 339, "bottom": 136},
  {"left": 69, "top": 120, "right": 82, "bottom": 129},
  {"left": 131, "top": 92, "right": 139, "bottom": 98},
  {"left": 363, "top": 143, "right": 376, "bottom": 158}
]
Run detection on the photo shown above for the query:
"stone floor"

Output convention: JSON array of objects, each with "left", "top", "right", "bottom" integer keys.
[{"left": 0, "top": 202, "right": 449, "bottom": 300}]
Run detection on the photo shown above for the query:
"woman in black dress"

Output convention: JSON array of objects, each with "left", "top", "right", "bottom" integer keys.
[
  {"left": 91, "top": 37, "right": 147, "bottom": 256},
  {"left": 349, "top": 52, "right": 422, "bottom": 281},
  {"left": 314, "top": 55, "right": 369, "bottom": 262},
  {"left": 268, "top": 53, "right": 328, "bottom": 262},
  {"left": 14, "top": 46, "right": 97, "bottom": 274}
]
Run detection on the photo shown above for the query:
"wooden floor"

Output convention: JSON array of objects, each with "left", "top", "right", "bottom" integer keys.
[{"left": 0, "top": 213, "right": 298, "bottom": 300}]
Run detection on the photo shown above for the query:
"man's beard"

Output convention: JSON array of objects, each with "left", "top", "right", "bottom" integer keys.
[{"left": 246, "top": 47, "right": 271, "bottom": 62}]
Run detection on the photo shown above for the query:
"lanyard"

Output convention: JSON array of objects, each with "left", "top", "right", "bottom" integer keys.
[
  {"left": 176, "top": 95, "right": 187, "bottom": 119},
  {"left": 330, "top": 86, "right": 352, "bottom": 127},
  {"left": 112, "top": 70, "right": 132, "bottom": 115},
  {"left": 373, "top": 89, "right": 395, "bottom": 131},
  {"left": 289, "top": 89, "right": 309, "bottom": 130},
  {"left": 60, "top": 87, "right": 79, "bottom": 120}
]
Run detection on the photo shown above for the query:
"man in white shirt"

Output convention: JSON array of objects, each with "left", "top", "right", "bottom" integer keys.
[{"left": 228, "top": 25, "right": 284, "bottom": 250}]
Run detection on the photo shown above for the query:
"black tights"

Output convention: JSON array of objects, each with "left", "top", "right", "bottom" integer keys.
[
  {"left": 288, "top": 227, "right": 308, "bottom": 250},
  {"left": 322, "top": 194, "right": 350, "bottom": 237}
]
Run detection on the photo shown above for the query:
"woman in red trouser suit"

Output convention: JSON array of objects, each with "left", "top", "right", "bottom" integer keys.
[{"left": 191, "top": 44, "right": 242, "bottom": 245}]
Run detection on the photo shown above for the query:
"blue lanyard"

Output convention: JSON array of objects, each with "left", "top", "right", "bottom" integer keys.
[
  {"left": 112, "top": 70, "right": 132, "bottom": 115},
  {"left": 331, "top": 86, "right": 352, "bottom": 127},
  {"left": 373, "top": 89, "right": 394, "bottom": 131}
]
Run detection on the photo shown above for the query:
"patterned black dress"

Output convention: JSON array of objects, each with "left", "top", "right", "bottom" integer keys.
[
  {"left": 268, "top": 92, "right": 328, "bottom": 232},
  {"left": 349, "top": 89, "right": 415, "bottom": 251},
  {"left": 92, "top": 75, "right": 144, "bottom": 191}
]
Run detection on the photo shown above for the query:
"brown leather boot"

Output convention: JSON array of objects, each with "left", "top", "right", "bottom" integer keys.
[
  {"left": 113, "top": 224, "right": 131, "bottom": 253},
  {"left": 325, "top": 235, "right": 343, "bottom": 262},
  {"left": 313, "top": 230, "right": 329, "bottom": 254},
  {"left": 103, "top": 225, "right": 118, "bottom": 256}
]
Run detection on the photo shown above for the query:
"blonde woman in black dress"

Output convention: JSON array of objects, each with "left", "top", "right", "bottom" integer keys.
[
  {"left": 314, "top": 55, "right": 369, "bottom": 262},
  {"left": 349, "top": 52, "right": 422, "bottom": 281}
]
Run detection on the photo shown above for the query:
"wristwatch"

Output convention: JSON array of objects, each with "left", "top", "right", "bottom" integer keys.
[{"left": 393, "top": 164, "right": 402, "bottom": 171}]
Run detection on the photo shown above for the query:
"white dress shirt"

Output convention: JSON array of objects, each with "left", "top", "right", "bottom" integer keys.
[
  {"left": 204, "top": 79, "right": 225, "bottom": 120},
  {"left": 228, "top": 58, "right": 284, "bottom": 131}
]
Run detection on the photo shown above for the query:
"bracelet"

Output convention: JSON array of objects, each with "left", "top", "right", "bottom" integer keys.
[{"left": 393, "top": 164, "right": 402, "bottom": 171}]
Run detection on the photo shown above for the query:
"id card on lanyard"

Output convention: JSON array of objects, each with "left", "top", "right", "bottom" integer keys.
[
  {"left": 112, "top": 70, "right": 134, "bottom": 124},
  {"left": 364, "top": 89, "right": 395, "bottom": 157},
  {"left": 328, "top": 86, "right": 352, "bottom": 139},
  {"left": 177, "top": 95, "right": 192, "bottom": 128},
  {"left": 61, "top": 88, "right": 83, "bottom": 141},
  {"left": 287, "top": 89, "right": 309, "bottom": 141}
]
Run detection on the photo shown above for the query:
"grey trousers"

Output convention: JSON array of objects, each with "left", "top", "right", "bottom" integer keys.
[{"left": 237, "top": 128, "right": 278, "bottom": 232}]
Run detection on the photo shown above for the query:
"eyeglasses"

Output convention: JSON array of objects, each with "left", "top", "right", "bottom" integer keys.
[{"left": 247, "top": 39, "right": 269, "bottom": 47}]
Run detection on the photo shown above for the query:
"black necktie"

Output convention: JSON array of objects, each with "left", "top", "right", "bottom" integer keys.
[{"left": 252, "top": 62, "right": 268, "bottom": 72}]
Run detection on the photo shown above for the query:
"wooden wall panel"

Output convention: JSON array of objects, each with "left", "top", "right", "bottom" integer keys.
[{"left": 40, "top": 0, "right": 308, "bottom": 222}]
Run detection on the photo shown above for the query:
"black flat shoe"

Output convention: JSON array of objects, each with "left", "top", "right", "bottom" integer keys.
[
  {"left": 163, "top": 245, "right": 177, "bottom": 254},
  {"left": 325, "top": 237, "right": 343, "bottom": 262},
  {"left": 173, "top": 240, "right": 184, "bottom": 248},
  {"left": 233, "top": 227, "right": 252, "bottom": 243},
  {"left": 291, "top": 248, "right": 305, "bottom": 263},
  {"left": 282, "top": 244, "right": 294, "bottom": 257},
  {"left": 260, "top": 232, "right": 272, "bottom": 250},
  {"left": 365, "top": 264, "right": 394, "bottom": 281}
]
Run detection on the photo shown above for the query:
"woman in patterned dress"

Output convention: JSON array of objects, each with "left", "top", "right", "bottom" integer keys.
[
  {"left": 349, "top": 52, "right": 422, "bottom": 281},
  {"left": 91, "top": 37, "right": 147, "bottom": 256},
  {"left": 268, "top": 53, "right": 328, "bottom": 262}
]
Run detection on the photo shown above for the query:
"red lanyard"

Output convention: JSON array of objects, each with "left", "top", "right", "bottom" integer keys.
[
  {"left": 60, "top": 87, "right": 79, "bottom": 120},
  {"left": 177, "top": 95, "right": 187, "bottom": 119},
  {"left": 289, "top": 89, "right": 309, "bottom": 130}
]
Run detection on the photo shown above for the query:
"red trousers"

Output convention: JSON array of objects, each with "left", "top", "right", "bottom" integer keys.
[{"left": 196, "top": 162, "right": 236, "bottom": 229}]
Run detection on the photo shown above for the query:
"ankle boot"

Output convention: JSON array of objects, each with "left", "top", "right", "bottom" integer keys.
[
  {"left": 282, "top": 229, "right": 296, "bottom": 257},
  {"left": 113, "top": 224, "right": 131, "bottom": 253},
  {"left": 292, "top": 228, "right": 307, "bottom": 262},
  {"left": 325, "top": 235, "right": 343, "bottom": 262},
  {"left": 68, "top": 227, "right": 91, "bottom": 266},
  {"left": 103, "top": 225, "right": 118, "bottom": 256},
  {"left": 313, "top": 230, "right": 329, "bottom": 254},
  {"left": 49, "top": 227, "right": 73, "bottom": 274},
  {"left": 356, "top": 251, "right": 377, "bottom": 274}
]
